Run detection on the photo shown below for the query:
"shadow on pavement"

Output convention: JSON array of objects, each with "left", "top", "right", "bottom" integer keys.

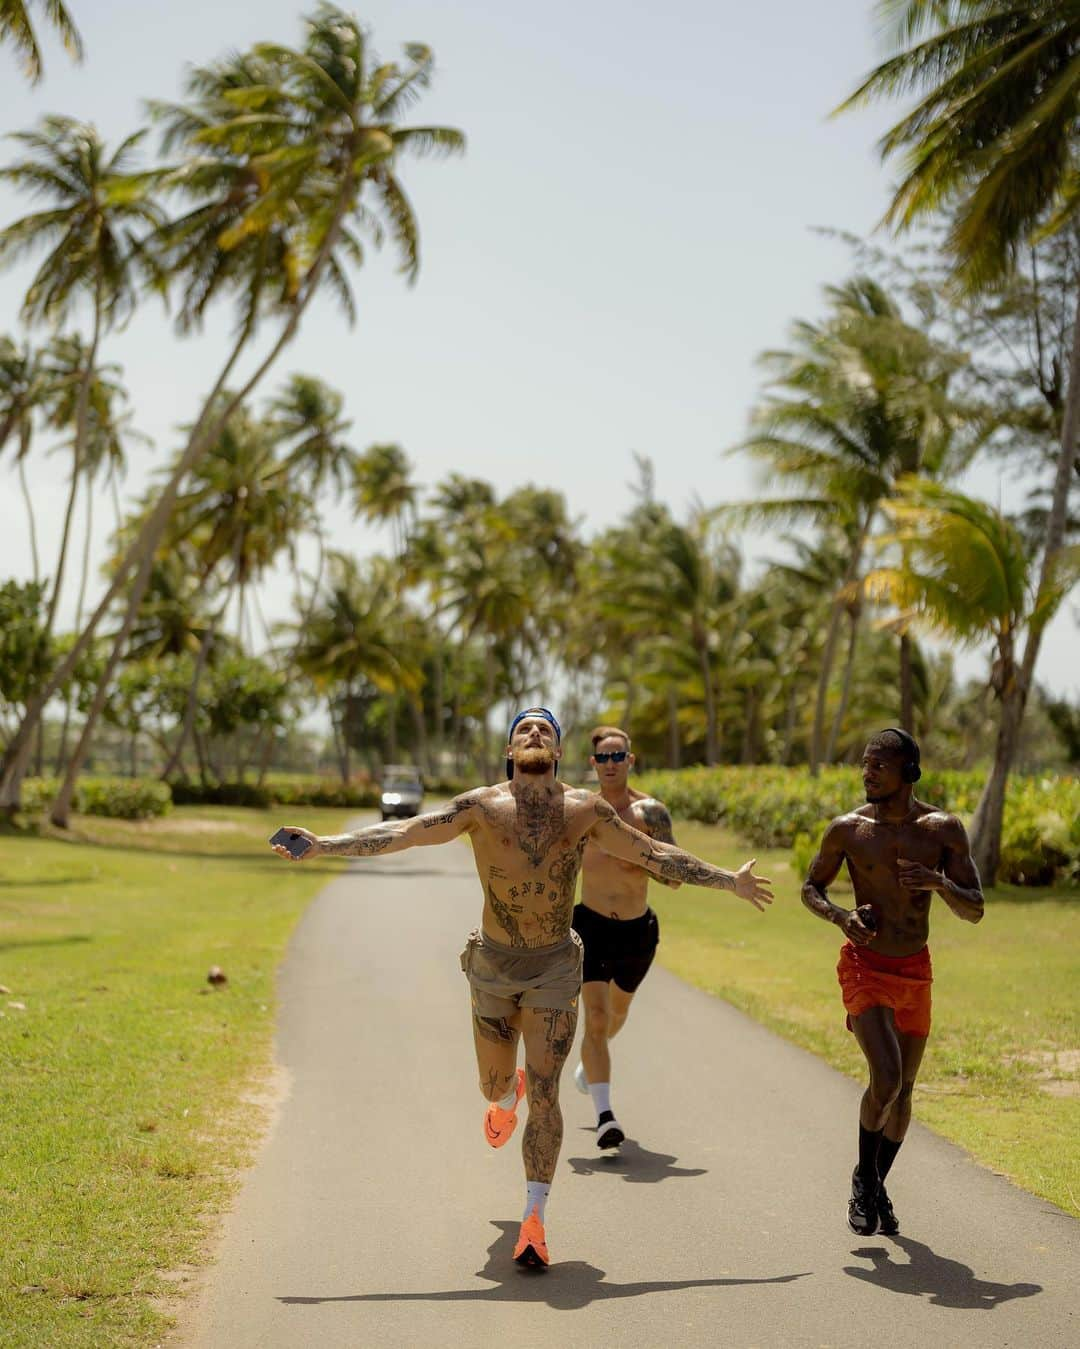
[
  {"left": 278, "top": 1221, "right": 810, "bottom": 1311},
  {"left": 845, "top": 1236, "right": 1043, "bottom": 1309},
  {"left": 566, "top": 1134, "right": 708, "bottom": 1184}
]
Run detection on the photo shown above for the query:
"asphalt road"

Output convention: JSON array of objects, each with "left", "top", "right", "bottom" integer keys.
[{"left": 179, "top": 835, "right": 1079, "bottom": 1348}]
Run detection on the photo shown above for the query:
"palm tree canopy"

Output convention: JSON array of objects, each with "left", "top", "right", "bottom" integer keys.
[
  {"left": 864, "top": 475, "right": 1032, "bottom": 643},
  {"left": 151, "top": 5, "right": 465, "bottom": 332},
  {"left": 840, "top": 3, "right": 1080, "bottom": 287},
  {"left": 0, "top": 336, "right": 43, "bottom": 457},
  {"left": 0, "top": 116, "right": 165, "bottom": 326},
  {"left": 736, "top": 275, "right": 975, "bottom": 540},
  {"left": 1, "top": 0, "right": 83, "bottom": 84}
]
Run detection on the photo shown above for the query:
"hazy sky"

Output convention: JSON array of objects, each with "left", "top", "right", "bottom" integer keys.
[{"left": 1, "top": 0, "right": 1076, "bottom": 696}]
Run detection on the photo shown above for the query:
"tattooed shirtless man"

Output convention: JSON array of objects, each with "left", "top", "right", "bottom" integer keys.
[
  {"left": 572, "top": 725, "right": 682, "bottom": 1151},
  {"left": 801, "top": 729, "right": 983, "bottom": 1238},
  {"left": 272, "top": 707, "right": 773, "bottom": 1268}
]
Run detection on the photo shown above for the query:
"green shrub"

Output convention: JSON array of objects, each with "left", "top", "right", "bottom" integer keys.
[
  {"left": 22, "top": 776, "right": 172, "bottom": 820},
  {"left": 168, "top": 775, "right": 381, "bottom": 810},
  {"left": 635, "top": 765, "right": 1080, "bottom": 887},
  {"left": 790, "top": 831, "right": 817, "bottom": 879},
  {"left": 261, "top": 775, "right": 380, "bottom": 809},
  {"left": 170, "top": 781, "right": 273, "bottom": 809}
]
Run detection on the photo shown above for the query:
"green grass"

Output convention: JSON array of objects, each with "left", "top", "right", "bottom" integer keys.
[
  {"left": 0, "top": 805, "right": 356, "bottom": 1348},
  {"left": 2, "top": 804, "right": 1076, "bottom": 1346},
  {"left": 652, "top": 821, "right": 1080, "bottom": 1218}
]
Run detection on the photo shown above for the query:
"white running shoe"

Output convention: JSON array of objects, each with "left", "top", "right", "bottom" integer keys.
[{"left": 573, "top": 1061, "right": 589, "bottom": 1094}]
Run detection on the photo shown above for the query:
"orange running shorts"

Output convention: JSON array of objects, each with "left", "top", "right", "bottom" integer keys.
[{"left": 837, "top": 941, "right": 932, "bottom": 1038}]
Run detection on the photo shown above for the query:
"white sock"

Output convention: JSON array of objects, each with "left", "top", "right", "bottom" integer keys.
[
  {"left": 589, "top": 1082, "right": 612, "bottom": 1118},
  {"left": 496, "top": 1077, "right": 519, "bottom": 1111},
  {"left": 524, "top": 1181, "right": 550, "bottom": 1223}
]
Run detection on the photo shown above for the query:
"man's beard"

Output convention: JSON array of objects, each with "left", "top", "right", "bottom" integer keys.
[{"left": 515, "top": 746, "right": 555, "bottom": 775}]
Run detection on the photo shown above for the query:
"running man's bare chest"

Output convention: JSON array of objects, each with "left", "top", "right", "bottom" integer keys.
[{"left": 844, "top": 817, "right": 945, "bottom": 878}]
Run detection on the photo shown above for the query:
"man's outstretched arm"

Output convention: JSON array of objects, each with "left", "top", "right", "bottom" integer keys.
[
  {"left": 639, "top": 799, "right": 682, "bottom": 889},
  {"left": 271, "top": 795, "right": 479, "bottom": 861},
  {"left": 588, "top": 801, "right": 773, "bottom": 910}
]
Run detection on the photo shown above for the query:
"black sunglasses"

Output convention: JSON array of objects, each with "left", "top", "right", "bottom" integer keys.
[{"left": 594, "top": 750, "right": 629, "bottom": 764}]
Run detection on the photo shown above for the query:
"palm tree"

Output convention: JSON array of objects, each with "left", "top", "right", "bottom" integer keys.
[
  {"left": 52, "top": 357, "right": 145, "bottom": 774},
  {"left": 0, "top": 6, "right": 464, "bottom": 817},
  {"left": 353, "top": 443, "right": 417, "bottom": 558},
  {"left": 293, "top": 551, "right": 423, "bottom": 781},
  {"left": 441, "top": 512, "right": 530, "bottom": 780},
  {"left": 269, "top": 373, "right": 355, "bottom": 619},
  {"left": 620, "top": 508, "right": 740, "bottom": 765},
  {"left": 1, "top": 0, "right": 82, "bottom": 83},
  {"left": 0, "top": 336, "right": 45, "bottom": 583},
  {"left": 0, "top": 118, "right": 162, "bottom": 631},
  {"left": 864, "top": 476, "right": 1078, "bottom": 876},
  {"left": 841, "top": 0, "right": 1080, "bottom": 878},
  {"left": 735, "top": 275, "right": 970, "bottom": 772}
]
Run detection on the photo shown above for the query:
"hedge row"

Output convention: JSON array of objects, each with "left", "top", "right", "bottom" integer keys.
[
  {"left": 635, "top": 765, "right": 1080, "bottom": 887},
  {"left": 20, "top": 772, "right": 468, "bottom": 819},
  {"left": 21, "top": 776, "right": 172, "bottom": 820}
]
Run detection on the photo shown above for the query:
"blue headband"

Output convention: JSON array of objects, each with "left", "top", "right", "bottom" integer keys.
[{"left": 506, "top": 707, "right": 562, "bottom": 779}]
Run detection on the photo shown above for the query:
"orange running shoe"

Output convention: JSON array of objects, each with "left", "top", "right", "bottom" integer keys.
[
  {"left": 483, "top": 1067, "right": 526, "bottom": 1148},
  {"left": 513, "top": 1205, "right": 549, "bottom": 1268}
]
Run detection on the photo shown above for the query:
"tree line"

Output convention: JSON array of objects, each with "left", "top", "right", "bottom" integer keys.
[{"left": 1, "top": 3, "right": 1079, "bottom": 887}]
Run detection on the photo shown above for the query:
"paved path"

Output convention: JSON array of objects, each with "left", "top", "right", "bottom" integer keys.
[{"left": 181, "top": 837, "right": 1078, "bottom": 1348}]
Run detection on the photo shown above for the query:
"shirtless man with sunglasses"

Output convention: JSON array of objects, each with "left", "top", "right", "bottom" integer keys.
[
  {"left": 572, "top": 725, "right": 682, "bottom": 1150},
  {"left": 271, "top": 708, "right": 772, "bottom": 1269}
]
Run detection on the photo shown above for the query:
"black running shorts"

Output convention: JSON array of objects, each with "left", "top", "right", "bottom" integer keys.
[{"left": 572, "top": 903, "right": 660, "bottom": 993}]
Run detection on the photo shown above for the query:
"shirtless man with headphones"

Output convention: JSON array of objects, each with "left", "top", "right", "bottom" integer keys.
[{"left": 800, "top": 729, "right": 984, "bottom": 1237}]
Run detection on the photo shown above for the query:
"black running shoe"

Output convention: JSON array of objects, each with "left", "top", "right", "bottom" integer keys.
[
  {"left": 847, "top": 1167, "right": 880, "bottom": 1236},
  {"left": 596, "top": 1110, "right": 624, "bottom": 1150},
  {"left": 877, "top": 1184, "right": 899, "bottom": 1235}
]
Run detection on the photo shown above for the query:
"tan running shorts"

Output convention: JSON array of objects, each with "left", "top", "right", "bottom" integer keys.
[{"left": 459, "top": 926, "right": 583, "bottom": 1019}]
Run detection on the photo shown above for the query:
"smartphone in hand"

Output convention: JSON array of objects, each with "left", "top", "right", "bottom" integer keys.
[{"left": 269, "top": 827, "right": 314, "bottom": 859}]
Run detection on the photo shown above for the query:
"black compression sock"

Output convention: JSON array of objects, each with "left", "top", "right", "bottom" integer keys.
[
  {"left": 878, "top": 1136, "right": 902, "bottom": 1182},
  {"left": 858, "top": 1124, "right": 882, "bottom": 1187}
]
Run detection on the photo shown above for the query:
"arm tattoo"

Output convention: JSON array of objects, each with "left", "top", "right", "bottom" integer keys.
[
  {"left": 319, "top": 828, "right": 396, "bottom": 856},
  {"left": 421, "top": 796, "right": 478, "bottom": 829},
  {"left": 645, "top": 846, "right": 734, "bottom": 889},
  {"left": 640, "top": 800, "right": 676, "bottom": 845}
]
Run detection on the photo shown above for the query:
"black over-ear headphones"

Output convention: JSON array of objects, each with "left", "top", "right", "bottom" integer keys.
[{"left": 883, "top": 727, "right": 922, "bottom": 783}]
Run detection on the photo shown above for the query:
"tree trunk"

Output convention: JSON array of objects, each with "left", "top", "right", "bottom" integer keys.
[
  {"left": 741, "top": 685, "right": 758, "bottom": 765},
  {"left": 45, "top": 299, "right": 101, "bottom": 641},
  {"left": 899, "top": 632, "right": 914, "bottom": 732},
  {"left": 970, "top": 293, "right": 1080, "bottom": 881},
  {"left": 695, "top": 627, "right": 719, "bottom": 766},
  {"left": 781, "top": 682, "right": 798, "bottom": 765},
  {"left": 484, "top": 636, "right": 497, "bottom": 782},
  {"left": 56, "top": 481, "right": 96, "bottom": 775},
  {"left": 970, "top": 651, "right": 1024, "bottom": 883},
  {"left": 386, "top": 692, "right": 398, "bottom": 764},
  {"left": 1, "top": 176, "right": 356, "bottom": 812},
  {"left": 810, "top": 512, "right": 873, "bottom": 775},
  {"left": 667, "top": 682, "right": 681, "bottom": 770},
  {"left": 824, "top": 607, "right": 861, "bottom": 765},
  {"left": 409, "top": 692, "right": 430, "bottom": 777},
  {"left": 432, "top": 639, "right": 445, "bottom": 773},
  {"left": 17, "top": 437, "right": 40, "bottom": 585},
  {"left": 254, "top": 727, "right": 275, "bottom": 787}
]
